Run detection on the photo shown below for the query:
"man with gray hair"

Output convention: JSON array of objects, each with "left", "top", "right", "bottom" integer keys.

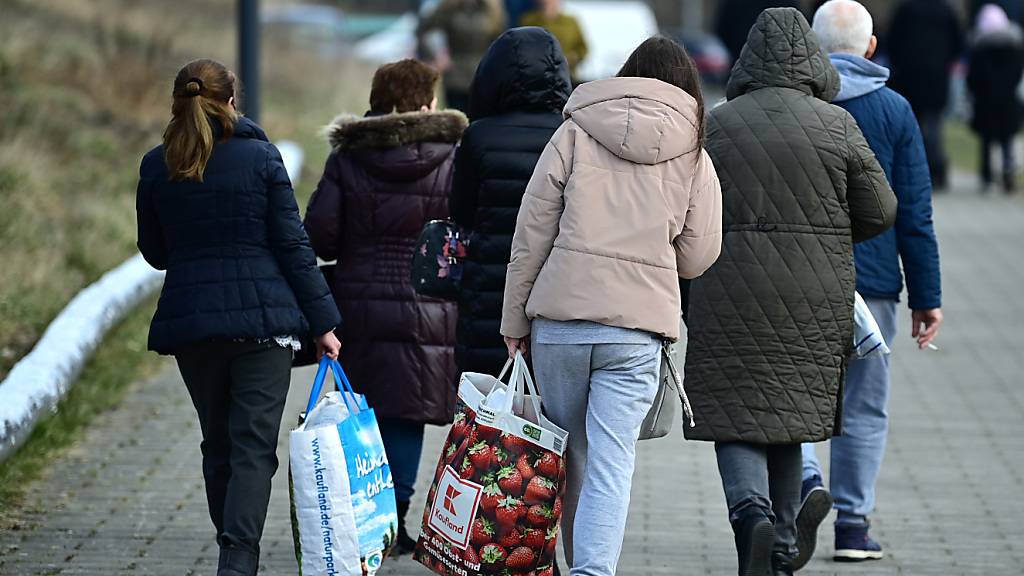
[{"left": 798, "top": 0, "right": 944, "bottom": 568}]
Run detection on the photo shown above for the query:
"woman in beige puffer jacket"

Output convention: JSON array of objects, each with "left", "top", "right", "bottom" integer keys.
[{"left": 499, "top": 37, "right": 723, "bottom": 576}]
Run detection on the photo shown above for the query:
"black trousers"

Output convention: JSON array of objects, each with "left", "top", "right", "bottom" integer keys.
[
  {"left": 980, "top": 134, "right": 1016, "bottom": 188},
  {"left": 176, "top": 340, "right": 292, "bottom": 554}
]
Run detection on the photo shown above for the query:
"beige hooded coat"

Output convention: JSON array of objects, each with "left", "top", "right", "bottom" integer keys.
[{"left": 500, "top": 77, "right": 723, "bottom": 341}]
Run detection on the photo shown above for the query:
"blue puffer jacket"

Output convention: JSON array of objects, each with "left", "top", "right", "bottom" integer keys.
[
  {"left": 831, "top": 54, "right": 942, "bottom": 310},
  {"left": 137, "top": 116, "right": 341, "bottom": 354}
]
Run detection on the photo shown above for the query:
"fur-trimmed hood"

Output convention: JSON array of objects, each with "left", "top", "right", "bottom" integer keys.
[{"left": 326, "top": 110, "right": 468, "bottom": 151}]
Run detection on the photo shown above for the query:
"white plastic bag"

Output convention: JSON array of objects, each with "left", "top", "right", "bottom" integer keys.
[{"left": 853, "top": 292, "right": 890, "bottom": 358}]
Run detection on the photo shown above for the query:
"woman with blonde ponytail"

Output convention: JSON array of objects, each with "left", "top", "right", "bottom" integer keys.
[{"left": 136, "top": 59, "right": 341, "bottom": 576}]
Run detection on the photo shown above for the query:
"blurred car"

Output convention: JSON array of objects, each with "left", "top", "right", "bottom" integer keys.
[
  {"left": 672, "top": 31, "right": 732, "bottom": 86},
  {"left": 262, "top": 4, "right": 350, "bottom": 56}
]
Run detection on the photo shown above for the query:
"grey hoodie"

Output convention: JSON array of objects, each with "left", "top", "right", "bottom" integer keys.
[{"left": 830, "top": 53, "right": 890, "bottom": 103}]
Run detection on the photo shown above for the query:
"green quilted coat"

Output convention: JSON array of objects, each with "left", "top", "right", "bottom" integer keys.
[{"left": 683, "top": 8, "right": 897, "bottom": 444}]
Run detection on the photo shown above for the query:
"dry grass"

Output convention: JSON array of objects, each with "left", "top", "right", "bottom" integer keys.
[
  {"left": 0, "top": 0, "right": 373, "bottom": 376},
  {"left": 0, "top": 0, "right": 374, "bottom": 509}
]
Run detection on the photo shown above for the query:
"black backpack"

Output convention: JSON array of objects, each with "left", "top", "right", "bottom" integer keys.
[{"left": 411, "top": 220, "right": 471, "bottom": 299}]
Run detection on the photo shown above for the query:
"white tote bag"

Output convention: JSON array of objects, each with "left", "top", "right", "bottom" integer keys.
[{"left": 289, "top": 358, "right": 398, "bottom": 576}]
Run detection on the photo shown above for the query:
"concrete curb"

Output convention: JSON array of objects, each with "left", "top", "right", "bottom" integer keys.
[
  {"left": 0, "top": 142, "right": 305, "bottom": 463},
  {"left": 0, "top": 255, "right": 164, "bottom": 461}
]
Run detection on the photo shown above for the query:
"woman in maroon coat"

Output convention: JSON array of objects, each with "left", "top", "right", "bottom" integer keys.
[{"left": 304, "top": 59, "right": 467, "bottom": 553}]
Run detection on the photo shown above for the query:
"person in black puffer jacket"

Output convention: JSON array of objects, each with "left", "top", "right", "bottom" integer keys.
[
  {"left": 136, "top": 59, "right": 341, "bottom": 576},
  {"left": 450, "top": 26, "right": 572, "bottom": 374}
]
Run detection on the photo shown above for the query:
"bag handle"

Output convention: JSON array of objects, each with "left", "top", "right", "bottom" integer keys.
[
  {"left": 304, "top": 357, "right": 364, "bottom": 416},
  {"left": 499, "top": 351, "right": 543, "bottom": 420}
]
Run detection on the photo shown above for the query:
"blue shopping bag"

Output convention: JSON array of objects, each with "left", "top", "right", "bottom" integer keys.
[{"left": 290, "top": 358, "right": 398, "bottom": 576}]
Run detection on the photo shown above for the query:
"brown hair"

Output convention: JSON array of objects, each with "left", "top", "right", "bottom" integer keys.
[
  {"left": 369, "top": 59, "right": 440, "bottom": 114},
  {"left": 618, "top": 37, "right": 705, "bottom": 148},
  {"left": 163, "top": 59, "right": 238, "bottom": 182}
]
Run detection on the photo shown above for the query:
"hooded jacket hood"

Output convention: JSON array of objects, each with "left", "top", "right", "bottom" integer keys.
[
  {"left": 564, "top": 77, "right": 701, "bottom": 165},
  {"left": 468, "top": 27, "right": 572, "bottom": 121},
  {"left": 830, "top": 53, "right": 890, "bottom": 102},
  {"left": 324, "top": 110, "right": 467, "bottom": 181},
  {"left": 726, "top": 7, "right": 840, "bottom": 102}
]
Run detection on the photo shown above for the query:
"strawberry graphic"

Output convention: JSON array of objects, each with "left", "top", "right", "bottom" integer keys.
[
  {"left": 502, "top": 433, "right": 533, "bottom": 453},
  {"left": 526, "top": 504, "right": 554, "bottom": 528},
  {"left": 551, "top": 496, "right": 562, "bottom": 519},
  {"left": 506, "top": 546, "right": 538, "bottom": 570},
  {"left": 480, "top": 479, "right": 503, "bottom": 513},
  {"left": 537, "top": 565, "right": 554, "bottom": 576},
  {"left": 516, "top": 453, "right": 536, "bottom": 481},
  {"left": 477, "top": 424, "right": 501, "bottom": 441},
  {"left": 471, "top": 517, "right": 495, "bottom": 547},
  {"left": 498, "top": 526, "right": 523, "bottom": 548},
  {"left": 534, "top": 452, "right": 559, "bottom": 479},
  {"left": 469, "top": 441, "right": 494, "bottom": 471},
  {"left": 524, "top": 476, "right": 556, "bottom": 505},
  {"left": 463, "top": 545, "right": 481, "bottom": 565},
  {"left": 492, "top": 446, "right": 512, "bottom": 468},
  {"left": 495, "top": 496, "right": 526, "bottom": 530},
  {"left": 459, "top": 456, "right": 475, "bottom": 479},
  {"left": 544, "top": 525, "right": 559, "bottom": 557},
  {"left": 497, "top": 465, "right": 524, "bottom": 496},
  {"left": 480, "top": 544, "right": 507, "bottom": 571},
  {"left": 522, "top": 527, "right": 546, "bottom": 550},
  {"left": 451, "top": 413, "right": 470, "bottom": 443}
]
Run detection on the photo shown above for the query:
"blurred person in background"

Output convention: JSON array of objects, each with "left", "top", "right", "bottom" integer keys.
[
  {"left": 684, "top": 8, "right": 897, "bottom": 576},
  {"left": 303, "top": 59, "right": 467, "bottom": 555},
  {"left": 505, "top": 0, "right": 535, "bottom": 29},
  {"left": 971, "top": 0, "right": 1024, "bottom": 26},
  {"left": 417, "top": 0, "right": 505, "bottom": 112},
  {"left": 887, "top": 0, "right": 964, "bottom": 190},
  {"left": 501, "top": 36, "right": 722, "bottom": 576},
  {"left": 715, "top": 0, "right": 804, "bottom": 65},
  {"left": 796, "top": 0, "right": 944, "bottom": 568},
  {"left": 967, "top": 3, "right": 1024, "bottom": 194},
  {"left": 449, "top": 27, "right": 572, "bottom": 375},
  {"left": 520, "top": 0, "right": 589, "bottom": 82},
  {"left": 137, "top": 59, "right": 341, "bottom": 576}
]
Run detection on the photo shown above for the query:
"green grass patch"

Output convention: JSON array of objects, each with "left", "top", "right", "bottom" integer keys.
[
  {"left": 0, "top": 297, "right": 163, "bottom": 519},
  {"left": 945, "top": 120, "right": 980, "bottom": 174}
]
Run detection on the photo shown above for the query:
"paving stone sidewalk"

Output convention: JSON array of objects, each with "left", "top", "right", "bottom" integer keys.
[{"left": 2, "top": 191, "right": 1024, "bottom": 575}]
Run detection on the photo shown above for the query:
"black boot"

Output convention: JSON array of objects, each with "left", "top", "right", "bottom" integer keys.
[
  {"left": 772, "top": 552, "right": 794, "bottom": 576},
  {"left": 217, "top": 545, "right": 258, "bottom": 576},
  {"left": 395, "top": 500, "right": 417, "bottom": 555},
  {"left": 733, "top": 511, "right": 776, "bottom": 576},
  {"left": 1005, "top": 171, "right": 1017, "bottom": 194}
]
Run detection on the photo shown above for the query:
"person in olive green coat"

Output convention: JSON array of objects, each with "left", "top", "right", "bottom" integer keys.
[
  {"left": 683, "top": 8, "right": 897, "bottom": 576},
  {"left": 520, "top": 0, "right": 588, "bottom": 80}
]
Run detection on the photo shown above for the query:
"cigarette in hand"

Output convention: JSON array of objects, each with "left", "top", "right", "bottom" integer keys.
[{"left": 926, "top": 343, "right": 939, "bottom": 351}]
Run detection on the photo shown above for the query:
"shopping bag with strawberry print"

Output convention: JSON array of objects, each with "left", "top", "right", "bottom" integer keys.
[{"left": 416, "top": 351, "right": 568, "bottom": 576}]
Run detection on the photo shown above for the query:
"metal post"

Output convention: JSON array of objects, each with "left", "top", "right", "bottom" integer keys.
[{"left": 238, "top": 0, "right": 260, "bottom": 122}]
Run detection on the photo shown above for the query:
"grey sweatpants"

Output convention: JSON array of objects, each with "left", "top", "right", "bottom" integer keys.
[{"left": 531, "top": 332, "right": 660, "bottom": 576}]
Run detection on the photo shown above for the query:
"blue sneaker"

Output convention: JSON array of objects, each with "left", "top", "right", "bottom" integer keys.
[
  {"left": 834, "top": 524, "right": 884, "bottom": 562},
  {"left": 792, "top": 475, "right": 832, "bottom": 570}
]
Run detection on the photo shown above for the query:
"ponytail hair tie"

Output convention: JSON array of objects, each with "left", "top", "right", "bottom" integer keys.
[{"left": 184, "top": 77, "right": 204, "bottom": 97}]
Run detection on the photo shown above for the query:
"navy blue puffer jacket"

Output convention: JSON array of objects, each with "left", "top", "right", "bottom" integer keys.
[
  {"left": 830, "top": 54, "right": 943, "bottom": 311},
  {"left": 136, "top": 116, "right": 341, "bottom": 354}
]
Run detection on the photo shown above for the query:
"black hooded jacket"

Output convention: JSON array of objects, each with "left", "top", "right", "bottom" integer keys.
[{"left": 450, "top": 27, "right": 572, "bottom": 374}]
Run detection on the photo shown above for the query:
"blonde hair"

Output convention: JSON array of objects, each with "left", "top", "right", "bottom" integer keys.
[{"left": 163, "top": 59, "right": 238, "bottom": 182}]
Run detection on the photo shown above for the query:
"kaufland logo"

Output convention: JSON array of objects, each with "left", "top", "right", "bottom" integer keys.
[
  {"left": 444, "top": 485, "right": 461, "bottom": 515},
  {"left": 428, "top": 466, "right": 483, "bottom": 550}
]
